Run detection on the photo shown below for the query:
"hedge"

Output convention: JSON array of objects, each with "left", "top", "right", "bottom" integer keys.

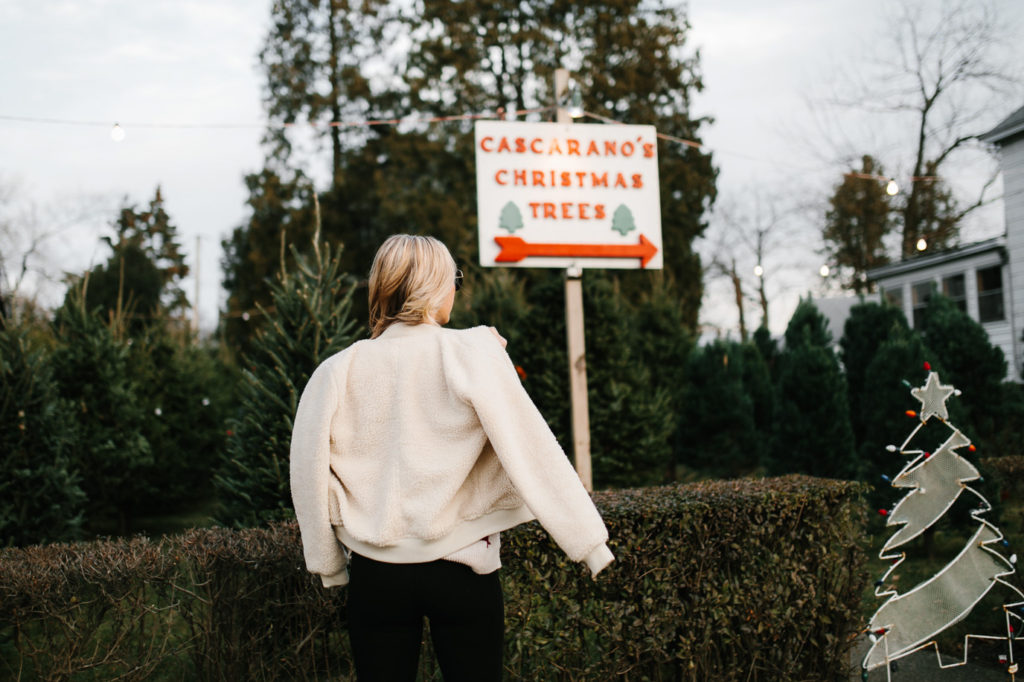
[{"left": 0, "top": 475, "right": 868, "bottom": 681}]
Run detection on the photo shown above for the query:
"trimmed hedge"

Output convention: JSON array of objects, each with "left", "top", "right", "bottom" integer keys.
[{"left": 0, "top": 476, "right": 868, "bottom": 681}]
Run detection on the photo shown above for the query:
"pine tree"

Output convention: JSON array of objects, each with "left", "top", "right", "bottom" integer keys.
[
  {"left": 840, "top": 301, "right": 910, "bottom": 450},
  {"left": 228, "top": 0, "right": 718, "bottom": 354},
  {"left": 216, "top": 241, "right": 359, "bottom": 527},
  {"left": 461, "top": 271, "right": 676, "bottom": 488},
  {"left": 0, "top": 323, "right": 85, "bottom": 546},
  {"left": 917, "top": 294, "right": 1006, "bottom": 450},
  {"left": 752, "top": 325, "right": 779, "bottom": 380},
  {"left": 81, "top": 187, "right": 191, "bottom": 332},
  {"left": 857, "top": 325, "right": 933, "bottom": 496},
  {"left": 127, "top": 330, "right": 237, "bottom": 515},
  {"left": 50, "top": 289, "right": 152, "bottom": 534},
  {"left": 582, "top": 274, "right": 674, "bottom": 488},
  {"left": 631, "top": 276, "right": 695, "bottom": 480},
  {"left": 737, "top": 340, "right": 774, "bottom": 466},
  {"left": 767, "top": 299, "right": 856, "bottom": 479},
  {"left": 863, "top": 369, "right": 1024, "bottom": 676},
  {"left": 679, "top": 340, "right": 760, "bottom": 477},
  {"left": 822, "top": 155, "right": 894, "bottom": 293},
  {"left": 221, "top": 168, "right": 318, "bottom": 356}
]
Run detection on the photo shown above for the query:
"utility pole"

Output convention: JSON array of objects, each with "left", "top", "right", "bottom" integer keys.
[
  {"left": 193, "top": 235, "right": 200, "bottom": 339},
  {"left": 555, "top": 67, "right": 593, "bottom": 491}
]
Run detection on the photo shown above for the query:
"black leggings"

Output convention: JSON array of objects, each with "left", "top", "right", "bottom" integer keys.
[{"left": 346, "top": 553, "right": 504, "bottom": 682}]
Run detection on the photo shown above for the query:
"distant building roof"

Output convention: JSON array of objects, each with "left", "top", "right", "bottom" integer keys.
[
  {"left": 980, "top": 104, "right": 1024, "bottom": 145},
  {"left": 810, "top": 294, "right": 879, "bottom": 341},
  {"left": 866, "top": 236, "right": 1006, "bottom": 281}
]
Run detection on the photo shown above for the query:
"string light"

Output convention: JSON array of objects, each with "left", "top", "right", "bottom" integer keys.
[
  {"left": 819, "top": 264, "right": 830, "bottom": 277},
  {"left": 753, "top": 264, "right": 764, "bottom": 277},
  {"left": 843, "top": 172, "right": 905, "bottom": 196},
  {"left": 567, "top": 88, "right": 584, "bottom": 119},
  {"left": 0, "top": 108, "right": 965, "bottom": 192},
  {"left": 0, "top": 106, "right": 553, "bottom": 135},
  {"left": 916, "top": 237, "right": 928, "bottom": 251}
]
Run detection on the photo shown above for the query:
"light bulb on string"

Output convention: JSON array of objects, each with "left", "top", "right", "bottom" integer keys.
[
  {"left": 567, "top": 87, "right": 584, "bottom": 119},
  {"left": 886, "top": 179, "right": 899, "bottom": 196},
  {"left": 916, "top": 237, "right": 927, "bottom": 252},
  {"left": 819, "top": 264, "right": 830, "bottom": 278},
  {"left": 753, "top": 264, "right": 764, "bottom": 278},
  {"left": 110, "top": 123, "right": 126, "bottom": 142}
]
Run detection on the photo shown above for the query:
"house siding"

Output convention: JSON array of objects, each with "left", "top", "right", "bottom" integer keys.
[
  {"left": 871, "top": 251, "right": 1015, "bottom": 379},
  {"left": 1004, "top": 139, "right": 1024, "bottom": 379}
]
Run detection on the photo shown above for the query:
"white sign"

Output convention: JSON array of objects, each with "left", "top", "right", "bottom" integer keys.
[{"left": 475, "top": 120, "right": 663, "bottom": 270}]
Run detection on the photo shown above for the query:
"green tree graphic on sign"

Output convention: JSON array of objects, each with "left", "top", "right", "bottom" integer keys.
[
  {"left": 499, "top": 201, "right": 523, "bottom": 233},
  {"left": 611, "top": 204, "right": 636, "bottom": 236}
]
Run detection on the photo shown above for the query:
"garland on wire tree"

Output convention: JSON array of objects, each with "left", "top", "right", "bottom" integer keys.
[{"left": 863, "top": 362, "right": 1024, "bottom": 679}]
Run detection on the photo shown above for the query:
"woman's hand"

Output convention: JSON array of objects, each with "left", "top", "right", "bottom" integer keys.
[{"left": 489, "top": 326, "right": 508, "bottom": 349}]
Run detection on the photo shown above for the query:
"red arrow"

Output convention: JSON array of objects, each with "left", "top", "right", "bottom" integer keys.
[{"left": 494, "top": 234, "right": 659, "bottom": 268}]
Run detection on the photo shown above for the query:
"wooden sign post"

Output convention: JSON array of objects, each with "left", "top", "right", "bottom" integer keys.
[{"left": 556, "top": 68, "right": 593, "bottom": 491}]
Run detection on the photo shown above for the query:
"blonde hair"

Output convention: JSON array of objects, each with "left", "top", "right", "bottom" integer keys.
[{"left": 368, "top": 234, "right": 457, "bottom": 338}]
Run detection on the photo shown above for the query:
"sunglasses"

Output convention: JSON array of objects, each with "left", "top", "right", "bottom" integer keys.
[{"left": 454, "top": 268, "right": 464, "bottom": 292}]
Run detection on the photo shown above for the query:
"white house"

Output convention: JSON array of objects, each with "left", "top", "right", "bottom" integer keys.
[{"left": 866, "top": 104, "right": 1024, "bottom": 380}]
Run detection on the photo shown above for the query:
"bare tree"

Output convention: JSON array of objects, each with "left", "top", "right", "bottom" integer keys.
[
  {"left": 703, "top": 188, "right": 806, "bottom": 338},
  {"left": 0, "top": 177, "right": 109, "bottom": 317},
  {"left": 813, "top": 0, "right": 1020, "bottom": 258}
]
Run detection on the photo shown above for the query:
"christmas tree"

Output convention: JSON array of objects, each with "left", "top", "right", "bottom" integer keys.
[
  {"left": 0, "top": 323, "right": 85, "bottom": 545},
  {"left": 863, "top": 365, "right": 1024, "bottom": 678},
  {"left": 499, "top": 201, "right": 523, "bottom": 233},
  {"left": 611, "top": 204, "right": 636, "bottom": 236},
  {"left": 215, "top": 237, "right": 358, "bottom": 528}
]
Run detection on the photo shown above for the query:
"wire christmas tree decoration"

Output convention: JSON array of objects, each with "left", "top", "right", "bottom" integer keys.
[{"left": 863, "top": 367, "right": 1024, "bottom": 680}]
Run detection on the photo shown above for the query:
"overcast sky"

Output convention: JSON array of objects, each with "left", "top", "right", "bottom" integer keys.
[{"left": 1, "top": 0, "right": 1022, "bottom": 337}]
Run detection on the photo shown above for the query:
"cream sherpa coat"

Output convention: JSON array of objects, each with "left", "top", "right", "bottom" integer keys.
[{"left": 290, "top": 322, "right": 614, "bottom": 587}]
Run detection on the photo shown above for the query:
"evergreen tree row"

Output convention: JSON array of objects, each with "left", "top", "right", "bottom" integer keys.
[
  {"left": 7, "top": 230, "right": 1021, "bottom": 540},
  {"left": 1, "top": 189, "right": 235, "bottom": 546},
  {"left": 0, "top": 298, "right": 235, "bottom": 545},
  {"left": 216, "top": 246, "right": 1023, "bottom": 530}
]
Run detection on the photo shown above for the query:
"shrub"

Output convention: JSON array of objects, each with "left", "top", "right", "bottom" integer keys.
[{"left": 0, "top": 476, "right": 868, "bottom": 681}]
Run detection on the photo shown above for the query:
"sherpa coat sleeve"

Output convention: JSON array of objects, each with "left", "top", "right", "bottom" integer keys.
[
  {"left": 290, "top": 358, "right": 349, "bottom": 587},
  {"left": 447, "top": 327, "right": 614, "bottom": 577}
]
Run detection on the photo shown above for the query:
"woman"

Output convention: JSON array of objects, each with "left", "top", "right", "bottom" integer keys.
[{"left": 290, "top": 234, "right": 613, "bottom": 681}]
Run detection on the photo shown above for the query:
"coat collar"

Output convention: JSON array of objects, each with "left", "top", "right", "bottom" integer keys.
[{"left": 378, "top": 321, "right": 442, "bottom": 340}]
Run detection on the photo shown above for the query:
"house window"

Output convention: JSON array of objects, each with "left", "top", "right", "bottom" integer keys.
[
  {"left": 977, "top": 266, "right": 1004, "bottom": 323},
  {"left": 912, "top": 280, "right": 935, "bottom": 328},
  {"left": 881, "top": 286, "right": 903, "bottom": 312},
  {"left": 942, "top": 274, "right": 967, "bottom": 313}
]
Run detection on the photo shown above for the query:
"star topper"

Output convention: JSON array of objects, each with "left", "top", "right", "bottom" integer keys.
[{"left": 911, "top": 371, "right": 956, "bottom": 422}]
